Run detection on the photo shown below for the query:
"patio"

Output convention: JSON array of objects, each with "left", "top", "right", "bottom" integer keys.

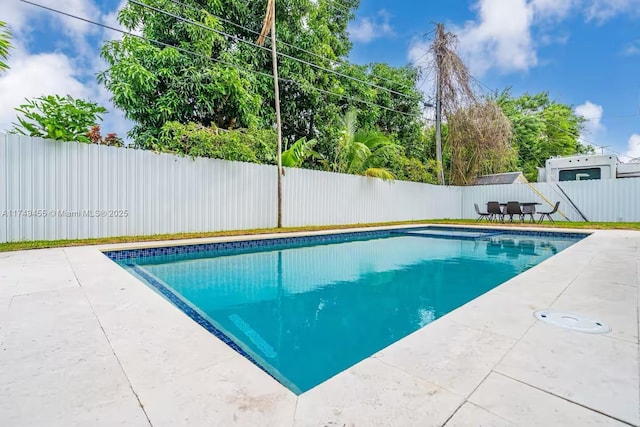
[{"left": 0, "top": 225, "right": 638, "bottom": 426}]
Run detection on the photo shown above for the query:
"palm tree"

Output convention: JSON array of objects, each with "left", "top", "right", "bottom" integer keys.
[{"left": 333, "top": 110, "right": 399, "bottom": 180}]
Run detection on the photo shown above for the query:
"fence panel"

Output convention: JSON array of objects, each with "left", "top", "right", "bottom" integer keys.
[
  {"left": 0, "top": 133, "right": 6, "bottom": 243},
  {"left": 282, "top": 167, "right": 461, "bottom": 227},
  {"left": 1, "top": 134, "right": 277, "bottom": 242},
  {"left": 461, "top": 179, "right": 640, "bottom": 222},
  {"left": 2, "top": 133, "right": 639, "bottom": 243}
]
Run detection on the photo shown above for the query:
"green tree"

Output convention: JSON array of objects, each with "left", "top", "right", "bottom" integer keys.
[
  {"left": 386, "top": 154, "right": 438, "bottom": 184},
  {"left": 0, "top": 21, "right": 11, "bottom": 71},
  {"left": 496, "top": 90, "right": 591, "bottom": 181},
  {"left": 12, "top": 95, "right": 108, "bottom": 143},
  {"left": 99, "top": 4, "right": 263, "bottom": 148},
  {"left": 332, "top": 63, "right": 425, "bottom": 159},
  {"left": 99, "top": 0, "right": 424, "bottom": 157}
]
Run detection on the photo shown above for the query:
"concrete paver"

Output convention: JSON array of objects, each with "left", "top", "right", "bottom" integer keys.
[{"left": 0, "top": 226, "right": 637, "bottom": 426}]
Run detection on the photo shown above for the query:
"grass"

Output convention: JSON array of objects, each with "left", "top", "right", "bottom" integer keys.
[{"left": 1, "top": 219, "right": 638, "bottom": 252}]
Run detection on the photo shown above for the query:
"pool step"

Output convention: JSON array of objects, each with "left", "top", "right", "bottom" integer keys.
[{"left": 391, "top": 230, "right": 503, "bottom": 240}]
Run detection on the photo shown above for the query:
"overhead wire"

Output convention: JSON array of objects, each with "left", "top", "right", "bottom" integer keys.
[
  {"left": 18, "top": 0, "right": 429, "bottom": 120},
  {"left": 456, "top": 74, "right": 594, "bottom": 219},
  {"left": 469, "top": 75, "right": 632, "bottom": 160},
  {"left": 164, "top": 0, "right": 414, "bottom": 91},
  {"left": 321, "top": 0, "right": 354, "bottom": 15},
  {"left": 129, "top": 0, "right": 422, "bottom": 102}
]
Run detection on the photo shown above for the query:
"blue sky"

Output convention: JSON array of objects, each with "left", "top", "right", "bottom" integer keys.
[{"left": 1, "top": 0, "right": 639, "bottom": 160}]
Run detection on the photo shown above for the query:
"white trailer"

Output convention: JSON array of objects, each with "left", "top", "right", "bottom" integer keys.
[{"left": 538, "top": 154, "right": 640, "bottom": 182}]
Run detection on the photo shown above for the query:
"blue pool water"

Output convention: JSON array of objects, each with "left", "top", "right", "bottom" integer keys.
[{"left": 110, "top": 228, "right": 584, "bottom": 394}]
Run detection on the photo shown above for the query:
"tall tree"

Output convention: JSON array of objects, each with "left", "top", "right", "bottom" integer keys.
[
  {"left": 496, "top": 90, "right": 591, "bottom": 181},
  {"left": 430, "top": 23, "right": 477, "bottom": 184},
  {"left": 99, "top": 1, "right": 264, "bottom": 148},
  {"left": 99, "top": 0, "right": 424, "bottom": 157}
]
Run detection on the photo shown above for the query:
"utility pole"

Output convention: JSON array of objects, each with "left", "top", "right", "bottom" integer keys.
[
  {"left": 258, "top": 0, "right": 284, "bottom": 228},
  {"left": 434, "top": 23, "right": 445, "bottom": 185}
]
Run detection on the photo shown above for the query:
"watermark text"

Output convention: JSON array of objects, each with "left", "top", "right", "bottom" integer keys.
[{"left": 1, "top": 209, "right": 129, "bottom": 218}]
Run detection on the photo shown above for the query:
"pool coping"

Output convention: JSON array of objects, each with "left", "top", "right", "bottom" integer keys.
[
  {"left": 102, "top": 224, "right": 592, "bottom": 395},
  {"left": 1, "top": 224, "right": 638, "bottom": 426}
]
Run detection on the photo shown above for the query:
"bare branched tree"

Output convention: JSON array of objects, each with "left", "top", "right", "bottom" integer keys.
[
  {"left": 430, "top": 24, "right": 477, "bottom": 116},
  {"left": 429, "top": 23, "right": 514, "bottom": 185}
]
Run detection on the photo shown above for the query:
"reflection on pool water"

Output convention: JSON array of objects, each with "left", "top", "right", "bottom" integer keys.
[{"left": 118, "top": 230, "right": 583, "bottom": 394}]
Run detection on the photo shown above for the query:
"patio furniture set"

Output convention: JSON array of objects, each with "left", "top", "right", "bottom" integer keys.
[{"left": 474, "top": 201, "right": 560, "bottom": 223}]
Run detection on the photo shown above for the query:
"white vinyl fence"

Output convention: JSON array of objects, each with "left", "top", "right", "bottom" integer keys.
[
  {"left": 0, "top": 134, "right": 277, "bottom": 243},
  {"left": 460, "top": 178, "right": 640, "bottom": 222},
  {"left": 283, "top": 167, "right": 461, "bottom": 227},
  {"left": 0, "top": 134, "right": 462, "bottom": 243},
  {"left": 1, "top": 133, "right": 639, "bottom": 243}
]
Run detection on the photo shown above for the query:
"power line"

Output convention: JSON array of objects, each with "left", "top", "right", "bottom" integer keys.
[
  {"left": 469, "top": 75, "right": 631, "bottom": 159},
  {"left": 18, "top": 0, "right": 426, "bottom": 120},
  {"left": 165, "top": 0, "right": 413, "bottom": 91},
  {"left": 129, "top": 0, "right": 422, "bottom": 103},
  {"left": 322, "top": 0, "right": 354, "bottom": 15}
]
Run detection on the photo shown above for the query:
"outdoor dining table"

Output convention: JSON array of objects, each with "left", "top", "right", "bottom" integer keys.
[
  {"left": 498, "top": 202, "right": 541, "bottom": 209},
  {"left": 491, "top": 202, "right": 542, "bottom": 222}
]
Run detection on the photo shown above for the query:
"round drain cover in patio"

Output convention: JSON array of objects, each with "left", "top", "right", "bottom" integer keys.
[{"left": 534, "top": 310, "right": 611, "bottom": 334}]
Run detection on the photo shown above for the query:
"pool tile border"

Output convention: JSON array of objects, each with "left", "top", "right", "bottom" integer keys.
[
  {"left": 102, "top": 226, "right": 590, "bottom": 395},
  {"left": 126, "top": 263, "right": 279, "bottom": 383},
  {"left": 103, "top": 226, "right": 589, "bottom": 261}
]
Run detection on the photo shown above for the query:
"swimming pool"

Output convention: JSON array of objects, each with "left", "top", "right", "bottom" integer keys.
[{"left": 106, "top": 227, "right": 586, "bottom": 394}]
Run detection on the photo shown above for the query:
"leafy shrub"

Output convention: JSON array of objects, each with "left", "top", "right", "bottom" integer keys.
[
  {"left": 158, "top": 121, "right": 276, "bottom": 164},
  {"left": 12, "top": 95, "right": 108, "bottom": 143},
  {"left": 388, "top": 155, "right": 439, "bottom": 184}
]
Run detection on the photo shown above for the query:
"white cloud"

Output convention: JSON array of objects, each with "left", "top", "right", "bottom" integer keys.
[
  {"left": 575, "top": 101, "right": 605, "bottom": 145},
  {"left": 348, "top": 10, "right": 394, "bottom": 43},
  {"left": 575, "top": 101, "right": 604, "bottom": 130},
  {"left": 407, "top": 40, "right": 436, "bottom": 121},
  {"left": 626, "top": 134, "right": 640, "bottom": 160},
  {"left": 0, "top": 44, "right": 131, "bottom": 139},
  {"left": 5, "top": 0, "right": 101, "bottom": 40},
  {"left": 531, "top": 0, "right": 575, "bottom": 20},
  {"left": 408, "top": 40, "right": 430, "bottom": 69},
  {"left": 622, "top": 40, "right": 640, "bottom": 56},
  {"left": 584, "top": 0, "right": 640, "bottom": 23},
  {"left": 0, "top": 0, "right": 133, "bottom": 139},
  {"left": 0, "top": 49, "right": 91, "bottom": 133},
  {"left": 436, "top": 0, "right": 640, "bottom": 77},
  {"left": 407, "top": 40, "right": 434, "bottom": 94},
  {"left": 455, "top": 0, "right": 536, "bottom": 75}
]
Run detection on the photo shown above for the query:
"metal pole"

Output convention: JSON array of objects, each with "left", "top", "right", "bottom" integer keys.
[
  {"left": 435, "top": 69, "right": 444, "bottom": 185},
  {"left": 270, "top": 1, "right": 284, "bottom": 228},
  {"left": 435, "top": 24, "right": 445, "bottom": 186}
]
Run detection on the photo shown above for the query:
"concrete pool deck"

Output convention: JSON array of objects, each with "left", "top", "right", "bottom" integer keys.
[{"left": 0, "top": 225, "right": 638, "bottom": 426}]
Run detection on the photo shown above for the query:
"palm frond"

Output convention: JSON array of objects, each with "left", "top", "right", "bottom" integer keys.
[
  {"left": 345, "top": 141, "right": 371, "bottom": 174},
  {"left": 363, "top": 167, "right": 396, "bottom": 181},
  {"left": 282, "top": 137, "right": 317, "bottom": 167}
]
